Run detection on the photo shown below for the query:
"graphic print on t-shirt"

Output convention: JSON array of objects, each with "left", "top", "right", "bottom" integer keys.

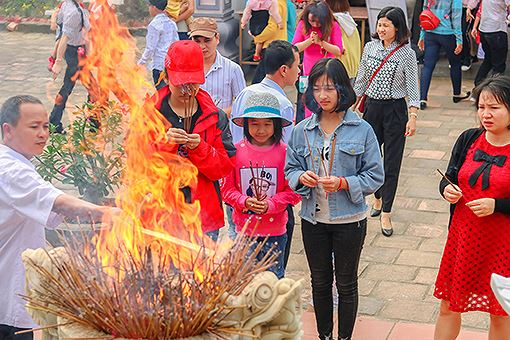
[{"left": 240, "top": 167, "right": 277, "bottom": 199}]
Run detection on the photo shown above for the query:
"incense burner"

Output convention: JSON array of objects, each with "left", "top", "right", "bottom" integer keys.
[{"left": 23, "top": 247, "right": 304, "bottom": 339}]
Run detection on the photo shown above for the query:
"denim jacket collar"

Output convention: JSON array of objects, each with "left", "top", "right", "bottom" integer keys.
[{"left": 304, "top": 109, "right": 361, "bottom": 132}]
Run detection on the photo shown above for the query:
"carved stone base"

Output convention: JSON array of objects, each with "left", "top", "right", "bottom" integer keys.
[{"left": 23, "top": 248, "right": 304, "bottom": 339}]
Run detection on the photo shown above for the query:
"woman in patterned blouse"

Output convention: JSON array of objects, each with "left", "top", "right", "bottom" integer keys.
[{"left": 353, "top": 6, "right": 419, "bottom": 237}]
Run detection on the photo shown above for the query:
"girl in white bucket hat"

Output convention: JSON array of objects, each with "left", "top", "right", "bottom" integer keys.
[{"left": 222, "top": 92, "right": 300, "bottom": 279}]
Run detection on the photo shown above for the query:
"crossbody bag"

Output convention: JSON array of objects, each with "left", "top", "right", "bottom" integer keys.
[{"left": 357, "top": 42, "right": 405, "bottom": 112}]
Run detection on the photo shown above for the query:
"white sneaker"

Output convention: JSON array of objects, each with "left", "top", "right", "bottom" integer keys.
[{"left": 461, "top": 65, "right": 471, "bottom": 71}]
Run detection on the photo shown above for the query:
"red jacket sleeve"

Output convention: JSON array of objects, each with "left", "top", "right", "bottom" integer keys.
[{"left": 187, "top": 111, "right": 236, "bottom": 181}]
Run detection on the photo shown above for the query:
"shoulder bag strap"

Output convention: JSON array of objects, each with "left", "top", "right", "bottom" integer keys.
[
  {"left": 365, "top": 42, "right": 406, "bottom": 92},
  {"left": 70, "top": 0, "right": 85, "bottom": 31}
]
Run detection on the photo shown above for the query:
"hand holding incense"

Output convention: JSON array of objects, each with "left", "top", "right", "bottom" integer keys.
[
  {"left": 436, "top": 168, "right": 461, "bottom": 192},
  {"left": 166, "top": 127, "right": 189, "bottom": 145}
]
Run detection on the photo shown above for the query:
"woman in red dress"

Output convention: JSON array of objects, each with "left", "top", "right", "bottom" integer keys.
[{"left": 435, "top": 75, "right": 510, "bottom": 339}]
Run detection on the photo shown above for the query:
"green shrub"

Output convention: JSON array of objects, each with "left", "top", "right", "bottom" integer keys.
[
  {"left": 0, "top": 0, "right": 150, "bottom": 21},
  {"left": 35, "top": 101, "right": 126, "bottom": 204},
  {"left": 0, "top": 0, "right": 58, "bottom": 17}
]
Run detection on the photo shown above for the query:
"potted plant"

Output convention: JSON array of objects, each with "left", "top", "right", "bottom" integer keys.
[{"left": 36, "top": 101, "right": 126, "bottom": 205}]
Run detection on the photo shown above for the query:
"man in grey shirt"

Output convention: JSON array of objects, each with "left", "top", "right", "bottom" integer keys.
[{"left": 49, "top": 0, "right": 92, "bottom": 133}]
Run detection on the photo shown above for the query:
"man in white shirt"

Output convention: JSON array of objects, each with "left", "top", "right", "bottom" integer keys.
[
  {"left": 138, "top": 0, "right": 179, "bottom": 89},
  {"left": 0, "top": 95, "right": 115, "bottom": 340},
  {"left": 189, "top": 17, "right": 246, "bottom": 117}
]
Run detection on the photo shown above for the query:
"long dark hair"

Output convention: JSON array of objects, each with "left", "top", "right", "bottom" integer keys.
[
  {"left": 243, "top": 118, "right": 284, "bottom": 145},
  {"left": 325, "top": 0, "right": 349, "bottom": 13},
  {"left": 304, "top": 58, "right": 356, "bottom": 117},
  {"left": 300, "top": 1, "right": 336, "bottom": 41},
  {"left": 371, "top": 6, "right": 410, "bottom": 44}
]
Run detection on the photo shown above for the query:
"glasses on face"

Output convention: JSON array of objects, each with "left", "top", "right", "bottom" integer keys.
[{"left": 312, "top": 85, "right": 336, "bottom": 92}]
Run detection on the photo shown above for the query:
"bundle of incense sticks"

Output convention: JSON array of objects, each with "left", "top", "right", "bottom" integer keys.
[
  {"left": 181, "top": 84, "right": 196, "bottom": 133},
  {"left": 249, "top": 161, "right": 267, "bottom": 201}
]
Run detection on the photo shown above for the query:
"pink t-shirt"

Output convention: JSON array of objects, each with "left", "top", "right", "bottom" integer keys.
[
  {"left": 221, "top": 141, "right": 301, "bottom": 237},
  {"left": 292, "top": 20, "right": 343, "bottom": 76}
]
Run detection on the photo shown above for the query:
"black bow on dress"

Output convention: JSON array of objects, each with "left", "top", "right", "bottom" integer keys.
[{"left": 468, "top": 149, "right": 507, "bottom": 190}]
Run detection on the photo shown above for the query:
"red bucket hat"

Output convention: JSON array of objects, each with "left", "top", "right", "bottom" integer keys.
[{"left": 164, "top": 40, "right": 205, "bottom": 86}]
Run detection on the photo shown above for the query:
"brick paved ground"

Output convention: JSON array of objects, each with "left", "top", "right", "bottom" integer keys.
[{"left": 0, "top": 31, "right": 489, "bottom": 335}]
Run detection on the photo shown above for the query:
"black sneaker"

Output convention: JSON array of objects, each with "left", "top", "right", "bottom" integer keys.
[{"left": 420, "top": 100, "right": 427, "bottom": 110}]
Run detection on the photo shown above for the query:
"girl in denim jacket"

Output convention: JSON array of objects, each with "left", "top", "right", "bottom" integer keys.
[{"left": 285, "top": 58, "right": 383, "bottom": 340}]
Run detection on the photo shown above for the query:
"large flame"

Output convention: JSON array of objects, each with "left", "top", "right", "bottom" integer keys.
[{"left": 80, "top": 0, "right": 213, "bottom": 278}]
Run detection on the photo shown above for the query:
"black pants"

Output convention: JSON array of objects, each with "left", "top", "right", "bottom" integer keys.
[
  {"left": 460, "top": 7, "right": 474, "bottom": 67},
  {"left": 474, "top": 31, "right": 508, "bottom": 86},
  {"left": 252, "top": 48, "right": 266, "bottom": 84},
  {"left": 363, "top": 97, "right": 407, "bottom": 213},
  {"left": 152, "top": 69, "right": 166, "bottom": 90},
  {"left": 283, "top": 204, "right": 295, "bottom": 269},
  {"left": 302, "top": 218, "right": 367, "bottom": 340},
  {"left": 0, "top": 324, "right": 33, "bottom": 340},
  {"left": 249, "top": 10, "right": 269, "bottom": 36},
  {"left": 49, "top": 45, "right": 83, "bottom": 132}
]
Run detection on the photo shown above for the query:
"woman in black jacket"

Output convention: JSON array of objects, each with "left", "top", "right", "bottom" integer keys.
[{"left": 435, "top": 75, "right": 510, "bottom": 339}]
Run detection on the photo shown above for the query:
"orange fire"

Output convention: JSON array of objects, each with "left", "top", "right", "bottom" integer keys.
[{"left": 80, "top": 0, "right": 214, "bottom": 278}]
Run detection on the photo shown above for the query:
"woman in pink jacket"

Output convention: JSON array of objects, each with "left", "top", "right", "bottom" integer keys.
[
  {"left": 292, "top": 0, "right": 343, "bottom": 122},
  {"left": 221, "top": 91, "right": 301, "bottom": 278}
]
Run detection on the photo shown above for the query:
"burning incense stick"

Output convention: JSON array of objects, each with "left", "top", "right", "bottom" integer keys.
[
  {"left": 141, "top": 228, "right": 214, "bottom": 257},
  {"left": 260, "top": 162, "right": 267, "bottom": 200},
  {"left": 436, "top": 168, "right": 461, "bottom": 192},
  {"left": 249, "top": 161, "right": 260, "bottom": 200}
]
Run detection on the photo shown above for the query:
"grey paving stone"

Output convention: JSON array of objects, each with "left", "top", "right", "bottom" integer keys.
[
  {"left": 360, "top": 246, "right": 401, "bottom": 264},
  {"left": 406, "top": 223, "right": 446, "bottom": 238},
  {"left": 419, "top": 237, "right": 447, "bottom": 253},
  {"left": 361, "top": 264, "right": 418, "bottom": 282},
  {"left": 396, "top": 250, "right": 442, "bottom": 269},
  {"left": 371, "top": 234, "right": 422, "bottom": 250},
  {"left": 414, "top": 268, "right": 439, "bottom": 285},
  {"left": 358, "top": 296, "right": 385, "bottom": 316},
  {"left": 462, "top": 311, "right": 490, "bottom": 330},
  {"left": 379, "top": 300, "right": 437, "bottom": 323},
  {"left": 372, "top": 281, "right": 428, "bottom": 300},
  {"left": 359, "top": 279, "right": 378, "bottom": 296}
]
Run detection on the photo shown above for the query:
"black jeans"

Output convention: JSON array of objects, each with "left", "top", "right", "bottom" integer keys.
[
  {"left": 302, "top": 218, "right": 367, "bottom": 339},
  {"left": 49, "top": 45, "right": 83, "bottom": 132},
  {"left": 152, "top": 69, "right": 166, "bottom": 90},
  {"left": 252, "top": 48, "right": 266, "bottom": 84},
  {"left": 460, "top": 7, "right": 474, "bottom": 66},
  {"left": 474, "top": 31, "right": 508, "bottom": 86},
  {"left": 420, "top": 32, "right": 462, "bottom": 100},
  {"left": 363, "top": 97, "right": 407, "bottom": 213},
  {"left": 283, "top": 204, "right": 295, "bottom": 269},
  {"left": 0, "top": 324, "right": 33, "bottom": 340}
]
